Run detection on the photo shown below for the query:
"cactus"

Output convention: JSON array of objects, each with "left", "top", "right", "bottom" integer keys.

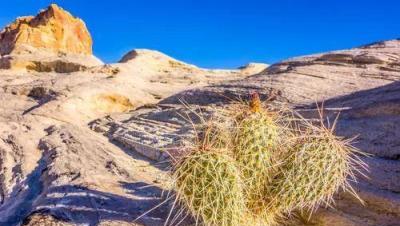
[
  {"left": 173, "top": 149, "right": 246, "bottom": 226},
  {"left": 268, "top": 126, "right": 362, "bottom": 213},
  {"left": 232, "top": 93, "right": 280, "bottom": 220},
  {"left": 244, "top": 211, "right": 281, "bottom": 226},
  {"left": 197, "top": 118, "right": 233, "bottom": 150}
]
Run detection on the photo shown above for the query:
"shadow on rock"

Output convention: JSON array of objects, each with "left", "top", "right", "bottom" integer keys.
[
  {"left": 0, "top": 151, "right": 48, "bottom": 226},
  {"left": 27, "top": 183, "right": 171, "bottom": 226},
  {"left": 120, "top": 181, "right": 165, "bottom": 198}
]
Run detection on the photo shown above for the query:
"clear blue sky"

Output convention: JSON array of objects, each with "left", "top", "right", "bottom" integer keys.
[{"left": 0, "top": 0, "right": 399, "bottom": 68}]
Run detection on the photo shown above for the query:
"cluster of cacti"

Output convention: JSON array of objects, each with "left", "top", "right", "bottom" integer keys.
[{"left": 171, "top": 93, "right": 365, "bottom": 226}]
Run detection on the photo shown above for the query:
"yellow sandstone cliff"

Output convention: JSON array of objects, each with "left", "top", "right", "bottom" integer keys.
[{"left": 0, "top": 4, "right": 92, "bottom": 55}]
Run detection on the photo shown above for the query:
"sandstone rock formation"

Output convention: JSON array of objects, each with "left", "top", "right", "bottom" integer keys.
[
  {"left": 0, "top": 4, "right": 92, "bottom": 56},
  {"left": 0, "top": 4, "right": 100, "bottom": 72}
]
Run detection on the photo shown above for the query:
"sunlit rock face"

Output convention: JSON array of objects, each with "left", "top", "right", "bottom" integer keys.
[
  {"left": 0, "top": 4, "right": 92, "bottom": 56},
  {"left": 0, "top": 4, "right": 100, "bottom": 72}
]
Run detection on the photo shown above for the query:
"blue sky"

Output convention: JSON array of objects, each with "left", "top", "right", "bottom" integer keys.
[{"left": 0, "top": 0, "right": 399, "bottom": 68}]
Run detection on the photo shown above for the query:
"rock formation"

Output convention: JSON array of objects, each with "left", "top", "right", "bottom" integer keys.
[
  {"left": 118, "top": 49, "right": 202, "bottom": 75},
  {"left": 238, "top": 62, "right": 269, "bottom": 75},
  {"left": 0, "top": 4, "right": 92, "bottom": 56},
  {"left": 0, "top": 4, "right": 100, "bottom": 72}
]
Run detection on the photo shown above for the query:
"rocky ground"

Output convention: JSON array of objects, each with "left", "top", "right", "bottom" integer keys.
[{"left": 0, "top": 4, "right": 399, "bottom": 226}]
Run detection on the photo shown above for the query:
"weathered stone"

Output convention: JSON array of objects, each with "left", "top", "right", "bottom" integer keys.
[{"left": 0, "top": 4, "right": 92, "bottom": 56}]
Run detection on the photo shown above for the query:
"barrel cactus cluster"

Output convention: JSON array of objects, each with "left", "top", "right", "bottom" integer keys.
[{"left": 171, "top": 93, "right": 364, "bottom": 226}]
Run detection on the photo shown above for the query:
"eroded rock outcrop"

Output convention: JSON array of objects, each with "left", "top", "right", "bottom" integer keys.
[
  {"left": 0, "top": 4, "right": 100, "bottom": 72},
  {"left": 0, "top": 4, "right": 92, "bottom": 56}
]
